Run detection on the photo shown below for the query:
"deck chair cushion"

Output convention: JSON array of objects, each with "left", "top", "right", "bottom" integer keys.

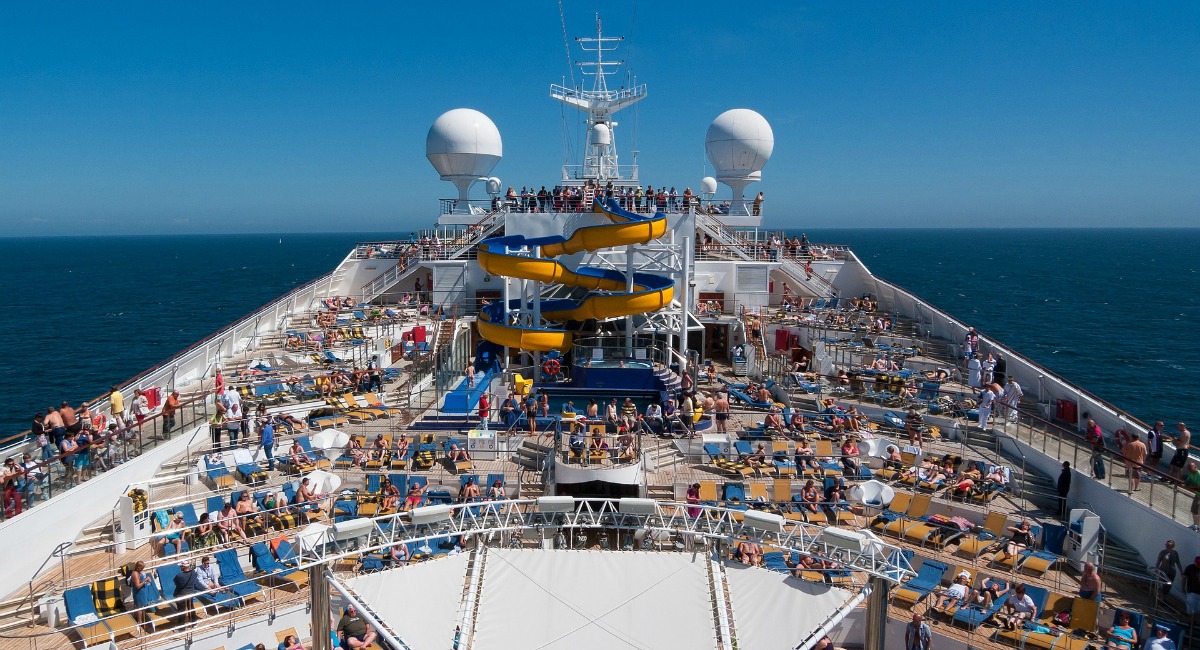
[{"left": 91, "top": 578, "right": 125, "bottom": 616}]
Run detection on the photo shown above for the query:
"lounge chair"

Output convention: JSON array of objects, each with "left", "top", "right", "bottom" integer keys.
[
  {"left": 411, "top": 442, "right": 437, "bottom": 471},
  {"left": 950, "top": 587, "right": 1007, "bottom": 630},
  {"left": 231, "top": 447, "right": 267, "bottom": 486},
  {"left": 881, "top": 492, "right": 932, "bottom": 538},
  {"left": 213, "top": 549, "right": 262, "bottom": 605},
  {"left": 955, "top": 512, "right": 1008, "bottom": 559},
  {"left": 307, "top": 407, "right": 350, "bottom": 429},
  {"left": 892, "top": 559, "right": 949, "bottom": 608},
  {"left": 327, "top": 397, "right": 376, "bottom": 422},
  {"left": 364, "top": 392, "right": 405, "bottom": 416},
  {"left": 1015, "top": 549, "right": 1060, "bottom": 577},
  {"left": 249, "top": 542, "right": 309, "bottom": 591},
  {"left": 772, "top": 441, "right": 796, "bottom": 477},
  {"left": 357, "top": 474, "right": 384, "bottom": 517},
  {"left": 703, "top": 443, "right": 753, "bottom": 477},
  {"left": 64, "top": 585, "right": 119, "bottom": 647},
  {"left": 813, "top": 440, "right": 843, "bottom": 476},
  {"left": 342, "top": 393, "right": 388, "bottom": 418},
  {"left": 869, "top": 492, "right": 914, "bottom": 532},
  {"left": 204, "top": 455, "right": 235, "bottom": 489},
  {"left": 88, "top": 577, "right": 140, "bottom": 641}
]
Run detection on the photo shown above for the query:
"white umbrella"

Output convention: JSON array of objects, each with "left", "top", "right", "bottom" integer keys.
[
  {"left": 303, "top": 469, "right": 343, "bottom": 495},
  {"left": 310, "top": 428, "right": 350, "bottom": 460}
]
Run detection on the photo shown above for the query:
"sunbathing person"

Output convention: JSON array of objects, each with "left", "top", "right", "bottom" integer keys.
[
  {"left": 389, "top": 542, "right": 410, "bottom": 566},
  {"left": 289, "top": 440, "right": 315, "bottom": 471},
  {"left": 346, "top": 437, "right": 366, "bottom": 467},
  {"left": 764, "top": 408, "right": 785, "bottom": 432},
  {"left": 967, "top": 575, "right": 1010, "bottom": 610},
  {"left": 402, "top": 482, "right": 424, "bottom": 510},
  {"left": 294, "top": 477, "right": 327, "bottom": 513},
  {"left": 997, "top": 520, "right": 1035, "bottom": 562},
  {"left": 1001, "top": 584, "right": 1038, "bottom": 631},
  {"left": 799, "top": 480, "right": 822, "bottom": 514},
  {"left": 487, "top": 478, "right": 505, "bottom": 500},
  {"left": 788, "top": 411, "right": 807, "bottom": 436},
  {"left": 795, "top": 440, "right": 819, "bottom": 472},
  {"left": 235, "top": 491, "right": 265, "bottom": 529},
  {"left": 884, "top": 445, "right": 904, "bottom": 470},
  {"left": 736, "top": 539, "right": 763, "bottom": 566},
  {"left": 193, "top": 513, "right": 221, "bottom": 548},
  {"left": 934, "top": 572, "right": 972, "bottom": 611},
  {"left": 617, "top": 428, "right": 636, "bottom": 460},
  {"left": 447, "top": 443, "right": 470, "bottom": 463},
  {"left": 218, "top": 500, "right": 246, "bottom": 542},
  {"left": 380, "top": 478, "right": 401, "bottom": 512},
  {"left": 156, "top": 511, "right": 187, "bottom": 555},
  {"left": 459, "top": 477, "right": 480, "bottom": 502},
  {"left": 395, "top": 434, "right": 410, "bottom": 462},
  {"left": 370, "top": 435, "right": 388, "bottom": 462}
]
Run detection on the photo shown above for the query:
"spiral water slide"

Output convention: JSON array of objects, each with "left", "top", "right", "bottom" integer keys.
[{"left": 476, "top": 197, "right": 674, "bottom": 352}]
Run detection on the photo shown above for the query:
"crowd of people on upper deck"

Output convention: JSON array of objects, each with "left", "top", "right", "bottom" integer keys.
[{"left": 498, "top": 181, "right": 707, "bottom": 214}]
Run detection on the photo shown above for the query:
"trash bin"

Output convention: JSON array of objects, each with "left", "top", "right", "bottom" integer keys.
[{"left": 113, "top": 528, "right": 127, "bottom": 555}]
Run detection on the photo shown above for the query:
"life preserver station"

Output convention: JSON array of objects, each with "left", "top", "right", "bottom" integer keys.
[
  {"left": 543, "top": 358, "right": 561, "bottom": 377},
  {"left": 1114, "top": 428, "right": 1130, "bottom": 449}
]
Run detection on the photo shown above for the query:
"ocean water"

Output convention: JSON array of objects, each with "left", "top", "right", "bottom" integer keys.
[{"left": 1, "top": 229, "right": 1196, "bottom": 440}]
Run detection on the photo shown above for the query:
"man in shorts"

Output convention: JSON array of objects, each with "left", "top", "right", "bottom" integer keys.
[{"left": 337, "top": 604, "right": 377, "bottom": 649}]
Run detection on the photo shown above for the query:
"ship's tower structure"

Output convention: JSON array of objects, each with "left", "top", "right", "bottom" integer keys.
[{"left": 550, "top": 16, "right": 647, "bottom": 184}]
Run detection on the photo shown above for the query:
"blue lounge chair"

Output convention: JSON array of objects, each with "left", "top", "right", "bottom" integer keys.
[
  {"left": 214, "top": 549, "right": 262, "bottom": 604},
  {"left": 63, "top": 585, "right": 115, "bottom": 647},
  {"left": 204, "top": 455, "right": 234, "bottom": 489},
  {"left": 892, "top": 559, "right": 948, "bottom": 607},
  {"left": 249, "top": 542, "right": 309, "bottom": 591}
]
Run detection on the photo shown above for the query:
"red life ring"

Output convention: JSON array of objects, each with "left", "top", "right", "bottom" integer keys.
[
  {"left": 92, "top": 413, "right": 107, "bottom": 431},
  {"left": 1114, "top": 428, "right": 1130, "bottom": 449},
  {"left": 543, "top": 358, "right": 561, "bottom": 376}
]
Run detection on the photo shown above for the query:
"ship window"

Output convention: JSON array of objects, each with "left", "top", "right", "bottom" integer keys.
[{"left": 736, "top": 266, "right": 768, "bottom": 292}]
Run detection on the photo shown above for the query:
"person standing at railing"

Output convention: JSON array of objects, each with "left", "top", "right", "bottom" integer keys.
[
  {"left": 161, "top": 390, "right": 180, "bottom": 439},
  {"left": 1148, "top": 421, "right": 1166, "bottom": 467},
  {"left": 1123, "top": 432, "right": 1148, "bottom": 491},
  {"left": 109, "top": 385, "right": 127, "bottom": 431},
  {"left": 44, "top": 405, "right": 66, "bottom": 453},
  {"left": 1170, "top": 423, "right": 1192, "bottom": 480},
  {"left": 752, "top": 191, "right": 764, "bottom": 216}
]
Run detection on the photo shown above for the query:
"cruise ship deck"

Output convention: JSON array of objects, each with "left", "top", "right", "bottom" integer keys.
[{"left": 0, "top": 293, "right": 1191, "bottom": 650}]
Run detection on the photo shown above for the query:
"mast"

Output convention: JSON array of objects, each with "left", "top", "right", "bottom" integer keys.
[{"left": 550, "top": 15, "right": 647, "bottom": 182}]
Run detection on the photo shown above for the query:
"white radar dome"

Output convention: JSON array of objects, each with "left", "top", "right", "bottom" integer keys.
[
  {"left": 704, "top": 109, "right": 774, "bottom": 178},
  {"left": 700, "top": 176, "right": 717, "bottom": 196},
  {"left": 589, "top": 123, "right": 612, "bottom": 147},
  {"left": 426, "top": 108, "right": 503, "bottom": 180}
]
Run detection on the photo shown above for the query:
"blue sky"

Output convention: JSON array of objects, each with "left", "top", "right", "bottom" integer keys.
[{"left": 1, "top": 1, "right": 1197, "bottom": 234}]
